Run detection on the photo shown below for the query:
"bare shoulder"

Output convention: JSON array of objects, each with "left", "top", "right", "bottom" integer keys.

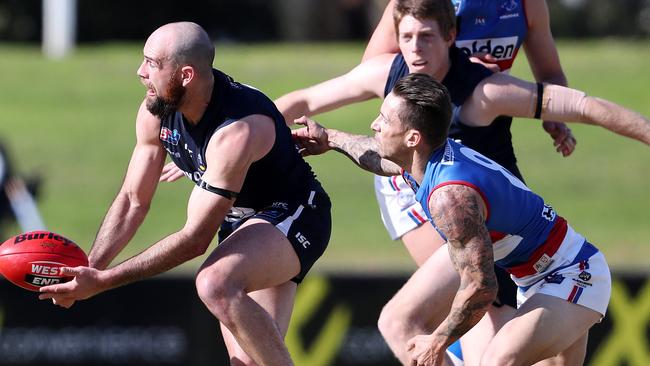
[
  {"left": 428, "top": 184, "right": 487, "bottom": 244},
  {"left": 208, "top": 114, "right": 275, "bottom": 161},
  {"left": 429, "top": 184, "right": 486, "bottom": 217},
  {"left": 135, "top": 99, "right": 162, "bottom": 144}
]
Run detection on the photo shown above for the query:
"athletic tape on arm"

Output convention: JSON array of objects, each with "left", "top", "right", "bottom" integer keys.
[{"left": 539, "top": 84, "right": 588, "bottom": 122}]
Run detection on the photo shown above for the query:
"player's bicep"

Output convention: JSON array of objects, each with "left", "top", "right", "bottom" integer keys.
[
  {"left": 428, "top": 185, "right": 493, "bottom": 282},
  {"left": 202, "top": 116, "right": 273, "bottom": 191},
  {"left": 183, "top": 116, "right": 274, "bottom": 239},
  {"left": 461, "top": 73, "right": 540, "bottom": 124}
]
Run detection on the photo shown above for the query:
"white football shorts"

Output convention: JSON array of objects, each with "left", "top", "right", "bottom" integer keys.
[
  {"left": 517, "top": 250, "right": 611, "bottom": 316},
  {"left": 374, "top": 175, "right": 428, "bottom": 240}
]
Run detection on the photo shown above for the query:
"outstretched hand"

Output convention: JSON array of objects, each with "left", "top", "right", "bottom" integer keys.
[
  {"left": 38, "top": 266, "right": 106, "bottom": 308},
  {"left": 160, "top": 162, "right": 185, "bottom": 182},
  {"left": 291, "top": 116, "right": 331, "bottom": 156},
  {"left": 543, "top": 121, "right": 576, "bottom": 157},
  {"left": 406, "top": 334, "right": 446, "bottom": 366}
]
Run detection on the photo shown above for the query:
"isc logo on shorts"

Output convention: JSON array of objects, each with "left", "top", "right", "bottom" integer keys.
[{"left": 456, "top": 36, "right": 518, "bottom": 60}]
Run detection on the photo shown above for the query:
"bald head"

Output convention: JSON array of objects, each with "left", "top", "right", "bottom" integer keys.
[{"left": 148, "top": 22, "right": 215, "bottom": 74}]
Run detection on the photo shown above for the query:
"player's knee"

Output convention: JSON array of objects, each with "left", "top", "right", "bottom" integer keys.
[
  {"left": 378, "top": 301, "right": 409, "bottom": 343},
  {"left": 377, "top": 307, "right": 392, "bottom": 334},
  {"left": 195, "top": 270, "right": 241, "bottom": 322}
]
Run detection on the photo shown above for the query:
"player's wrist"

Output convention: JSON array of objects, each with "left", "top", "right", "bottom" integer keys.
[
  {"left": 99, "top": 267, "right": 122, "bottom": 291},
  {"left": 326, "top": 128, "right": 341, "bottom": 150}
]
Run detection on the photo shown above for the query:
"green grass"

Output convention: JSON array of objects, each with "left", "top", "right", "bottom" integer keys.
[{"left": 0, "top": 40, "right": 648, "bottom": 274}]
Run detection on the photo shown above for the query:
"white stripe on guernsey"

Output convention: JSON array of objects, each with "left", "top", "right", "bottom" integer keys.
[
  {"left": 276, "top": 205, "right": 305, "bottom": 236},
  {"left": 512, "top": 225, "right": 587, "bottom": 287},
  {"left": 492, "top": 234, "right": 523, "bottom": 261},
  {"left": 307, "top": 190, "right": 315, "bottom": 205},
  {"left": 554, "top": 225, "right": 585, "bottom": 263}
]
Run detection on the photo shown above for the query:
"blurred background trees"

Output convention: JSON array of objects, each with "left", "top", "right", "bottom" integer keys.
[{"left": 0, "top": 0, "right": 649, "bottom": 45}]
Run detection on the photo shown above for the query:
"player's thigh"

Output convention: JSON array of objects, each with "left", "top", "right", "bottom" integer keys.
[
  {"left": 385, "top": 244, "right": 459, "bottom": 327},
  {"left": 401, "top": 223, "right": 446, "bottom": 267},
  {"left": 531, "top": 333, "right": 588, "bottom": 366},
  {"left": 220, "top": 282, "right": 297, "bottom": 363},
  {"left": 461, "top": 303, "right": 515, "bottom": 366},
  {"left": 199, "top": 218, "right": 301, "bottom": 292},
  {"left": 482, "top": 293, "right": 601, "bottom": 365}
]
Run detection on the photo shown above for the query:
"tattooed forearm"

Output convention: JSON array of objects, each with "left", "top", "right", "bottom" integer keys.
[
  {"left": 428, "top": 184, "right": 498, "bottom": 344},
  {"left": 329, "top": 129, "right": 400, "bottom": 176}
]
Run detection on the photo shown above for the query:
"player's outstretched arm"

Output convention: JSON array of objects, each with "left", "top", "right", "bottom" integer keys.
[
  {"left": 463, "top": 74, "right": 650, "bottom": 146},
  {"left": 96, "top": 115, "right": 270, "bottom": 286},
  {"left": 407, "top": 184, "right": 497, "bottom": 365},
  {"left": 538, "top": 84, "right": 650, "bottom": 145},
  {"left": 275, "top": 54, "right": 394, "bottom": 125},
  {"left": 578, "top": 96, "right": 650, "bottom": 145},
  {"left": 40, "top": 115, "right": 273, "bottom": 307},
  {"left": 89, "top": 101, "right": 167, "bottom": 270},
  {"left": 292, "top": 116, "right": 401, "bottom": 176}
]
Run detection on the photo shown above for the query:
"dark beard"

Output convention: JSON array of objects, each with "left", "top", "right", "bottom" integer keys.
[{"left": 146, "top": 78, "right": 185, "bottom": 120}]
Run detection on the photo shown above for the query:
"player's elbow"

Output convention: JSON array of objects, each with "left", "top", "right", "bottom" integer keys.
[
  {"left": 465, "top": 271, "right": 498, "bottom": 306},
  {"left": 119, "top": 192, "right": 151, "bottom": 220},
  {"left": 180, "top": 226, "right": 216, "bottom": 258},
  {"left": 472, "top": 282, "right": 498, "bottom": 304},
  {"left": 480, "top": 283, "right": 498, "bottom": 306}
]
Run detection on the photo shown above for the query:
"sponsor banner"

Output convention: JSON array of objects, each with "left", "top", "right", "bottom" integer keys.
[
  {"left": 0, "top": 273, "right": 648, "bottom": 365},
  {"left": 0, "top": 278, "right": 226, "bottom": 366}
]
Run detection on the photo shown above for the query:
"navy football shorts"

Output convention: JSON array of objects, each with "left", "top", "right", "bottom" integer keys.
[{"left": 218, "top": 187, "right": 331, "bottom": 283}]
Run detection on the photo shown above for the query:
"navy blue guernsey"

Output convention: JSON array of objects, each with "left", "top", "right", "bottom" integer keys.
[
  {"left": 384, "top": 47, "right": 521, "bottom": 180},
  {"left": 159, "top": 69, "right": 323, "bottom": 210}
]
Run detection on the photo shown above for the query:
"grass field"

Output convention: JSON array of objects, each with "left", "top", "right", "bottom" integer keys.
[{"left": 0, "top": 40, "right": 648, "bottom": 274}]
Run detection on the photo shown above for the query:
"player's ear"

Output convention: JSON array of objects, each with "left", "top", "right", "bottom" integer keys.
[
  {"left": 405, "top": 129, "right": 421, "bottom": 147},
  {"left": 180, "top": 65, "right": 195, "bottom": 87}
]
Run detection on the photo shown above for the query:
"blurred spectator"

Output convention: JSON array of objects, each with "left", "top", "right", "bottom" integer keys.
[
  {"left": 273, "top": 0, "right": 382, "bottom": 41},
  {"left": 0, "top": 141, "right": 46, "bottom": 239}
]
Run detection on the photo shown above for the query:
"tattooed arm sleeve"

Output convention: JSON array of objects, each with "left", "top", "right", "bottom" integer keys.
[
  {"left": 427, "top": 184, "right": 498, "bottom": 348},
  {"left": 328, "top": 128, "right": 401, "bottom": 176}
]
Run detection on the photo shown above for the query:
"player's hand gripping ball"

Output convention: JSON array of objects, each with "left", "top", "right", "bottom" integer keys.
[{"left": 0, "top": 231, "right": 88, "bottom": 291}]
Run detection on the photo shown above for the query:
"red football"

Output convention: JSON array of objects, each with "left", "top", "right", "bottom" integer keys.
[{"left": 0, "top": 230, "right": 88, "bottom": 291}]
